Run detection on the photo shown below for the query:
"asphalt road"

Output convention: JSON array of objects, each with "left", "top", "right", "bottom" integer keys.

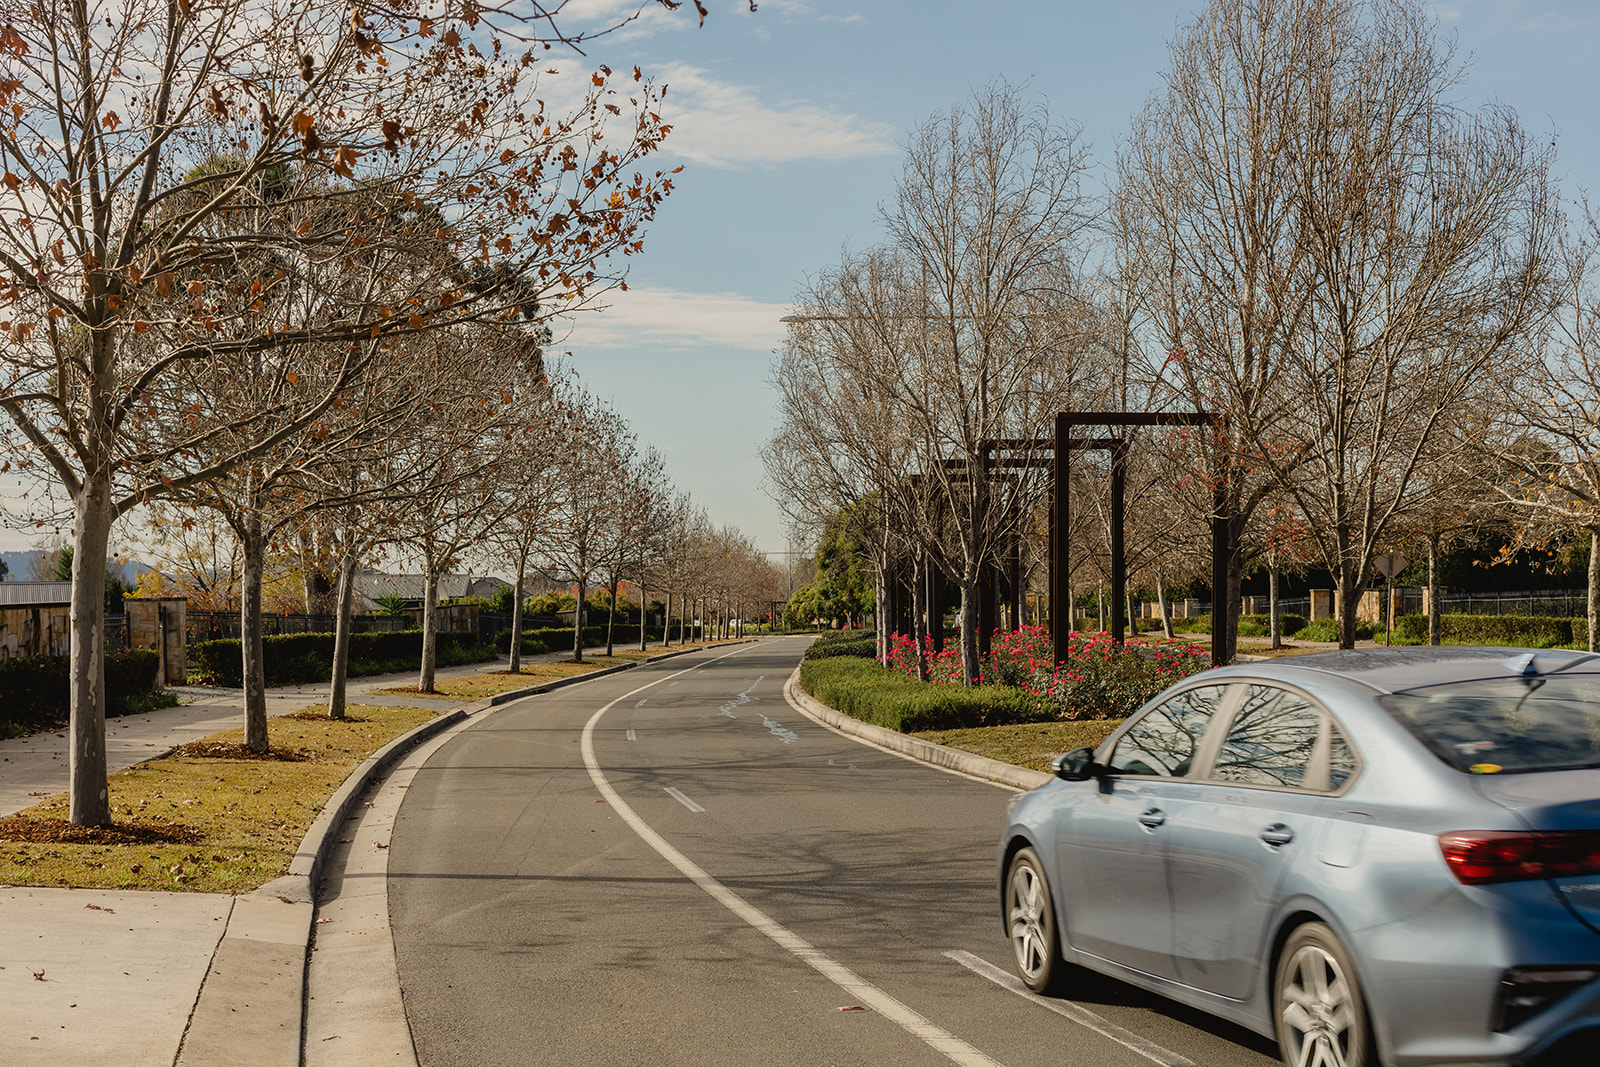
[{"left": 389, "top": 637, "right": 1284, "bottom": 1067}]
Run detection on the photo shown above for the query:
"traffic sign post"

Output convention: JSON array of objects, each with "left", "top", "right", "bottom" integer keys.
[{"left": 1373, "top": 551, "right": 1408, "bottom": 646}]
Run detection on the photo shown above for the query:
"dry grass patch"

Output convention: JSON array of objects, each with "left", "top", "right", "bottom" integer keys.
[
  {"left": 0, "top": 703, "right": 440, "bottom": 893},
  {"left": 912, "top": 719, "right": 1124, "bottom": 774},
  {"left": 373, "top": 659, "right": 633, "bottom": 700}
]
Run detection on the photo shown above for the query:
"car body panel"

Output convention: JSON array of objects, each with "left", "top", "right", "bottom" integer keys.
[{"left": 998, "top": 647, "right": 1600, "bottom": 1065}]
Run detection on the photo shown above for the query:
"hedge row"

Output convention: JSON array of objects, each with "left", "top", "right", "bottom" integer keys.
[
  {"left": 799, "top": 655, "right": 1046, "bottom": 733},
  {"left": 1390, "top": 614, "right": 1587, "bottom": 648},
  {"left": 192, "top": 629, "right": 495, "bottom": 687},
  {"left": 0, "top": 649, "right": 162, "bottom": 734},
  {"left": 493, "top": 624, "right": 703, "bottom": 655},
  {"left": 802, "top": 634, "right": 878, "bottom": 660}
]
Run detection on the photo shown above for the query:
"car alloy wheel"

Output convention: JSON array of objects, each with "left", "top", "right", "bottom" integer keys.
[
  {"left": 1275, "top": 923, "right": 1372, "bottom": 1067},
  {"left": 1006, "top": 847, "right": 1060, "bottom": 993}
]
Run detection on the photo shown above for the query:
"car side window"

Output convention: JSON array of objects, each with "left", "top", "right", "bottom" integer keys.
[
  {"left": 1211, "top": 684, "right": 1324, "bottom": 789},
  {"left": 1105, "top": 685, "right": 1231, "bottom": 778}
]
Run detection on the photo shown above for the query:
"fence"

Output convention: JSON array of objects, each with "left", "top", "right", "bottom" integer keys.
[
  {"left": 106, "top": 613, "right": 128, "bottom": 653},
  {"left": 185, "top": 611, "right": 413, "bottom": 645},
  {"left": 1433, "top": 590, "right": 1588, "bottom": 618}
]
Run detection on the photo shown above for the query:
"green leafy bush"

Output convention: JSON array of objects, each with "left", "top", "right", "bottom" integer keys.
[
  {"left": 803, "top": 634, "right": 878, "bottom": 660},
  {"left": 1291, "top": 618, "right": 1376, "bottom": 642},
  {"left": 192, "top": 630, "right": 494, "bottom": 687},
  {"left": 0, "top": 648, "right": 165, "bottom": 734},
  {"left": 1169, "top": 613, "right": 1211, "bottom": 634},
  {"left": 1434, "top": 614, "right": 1581, "bottom": 648},
  {"left": 1237, "top": 613, "right": 1307, "bottom": 637},
  {"left": 800, "top": 655, "right": 1046, "bottom": 733}
]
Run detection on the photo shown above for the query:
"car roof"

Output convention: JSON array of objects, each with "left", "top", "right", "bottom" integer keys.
[{"left": 1208, "top": 645, "right": 1600, "bottom": 695}]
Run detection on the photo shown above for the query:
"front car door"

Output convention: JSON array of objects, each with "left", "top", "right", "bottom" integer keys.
[{"left": 1056, "top": 683, "right": 1237, "bottom": 979}]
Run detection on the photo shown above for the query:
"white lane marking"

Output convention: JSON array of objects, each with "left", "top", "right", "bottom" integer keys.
[
  {"left": 635, "top": 699, "right": 648, "bottom": 708},
  {"left": 665, "top": 787, "right": 705, "bottom": 813},
  {"left": 581, "top": 651, "right": 1005, "bottom": 1067},
  {"left": 826, "top": 759, "right": 893, "bottom": 780},
  {"left": 945, "top": 951, "right": 1197, "bottom": 1067},
  {"left": 626, "top": 728, "right": 637, "bottom": 742},
  {"left": 760, "top": 714, "right": 799, "bottom": 744},
  {"left": 710, "top": 675, "right": 765, "bottom": 720}
]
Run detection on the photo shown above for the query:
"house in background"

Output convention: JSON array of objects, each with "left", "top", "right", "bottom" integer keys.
[
  {"left": 352, "top": 573, "right": 510, "bottom": 613},
  {"left": 0, "top": 581, "right": 71, "bottom": 658}
]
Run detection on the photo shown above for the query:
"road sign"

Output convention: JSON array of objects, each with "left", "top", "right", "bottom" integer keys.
[{"left": 1373, "top": 551, "right": 1408, "bottom": 579}]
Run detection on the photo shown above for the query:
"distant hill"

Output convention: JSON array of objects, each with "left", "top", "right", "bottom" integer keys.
[{"left": 0, "top": 550, "right": 152, "bottom": 584}]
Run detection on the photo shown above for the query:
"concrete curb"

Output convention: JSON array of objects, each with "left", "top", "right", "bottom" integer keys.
[
  {"left": 486, "top": 641, "right": 754, "bottom": 704},
  {"left": 783, "top": 667, "right": 1052, "bottom": 792},
  {"left": 176, "top": 640, "right": 756, "bottom": 1067}
]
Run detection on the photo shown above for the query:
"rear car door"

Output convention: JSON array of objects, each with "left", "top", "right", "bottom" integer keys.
[{"left": 1166, "top": 683, "right": 1360, "bottom": 999}]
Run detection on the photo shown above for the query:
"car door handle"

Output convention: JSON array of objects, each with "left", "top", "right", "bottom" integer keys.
[
  {"left": 1260, "top": 823, "right": 1295, "bottom": 847},
  {"left": 1138, "top": 808, "right": 1166, "bottom": 828}
]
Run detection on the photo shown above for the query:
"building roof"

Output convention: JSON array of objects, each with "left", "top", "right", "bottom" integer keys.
[{"left": 0, "top": 581, "right": 73, "bottom": 606}]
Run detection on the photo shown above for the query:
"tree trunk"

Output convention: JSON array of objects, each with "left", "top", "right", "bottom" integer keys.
[
  {"left": 240, "top": 514, "right": 269, "bottom": 754},
  {"left": 910, "top": 556, "right": 930, "bottom": 682},
  {"left": 419, "top": 561, "right": 441, "bottom": 692},
  {"left": 1428, "top": 535, "right": 1443, "bottom": 647},
  {"left": 68, "top": 479, "right": 114, "bottom": 826},
  {"left": 1337, "top": 565, "right": 1361, "bottom": 651},
  {"left": 572, "top": 579, "right": 586, "bottom": 662},
  {"left": 1589, "top": 529, "right": 1599, "bottom": 654},
  {"left": 327, "top": 552, "right": 360, "bottom": 720},
  {"left": 640, "top": 587, "right": 649, "bottom": 652},
  {"left": 1157, "top": 575, "right": 1174, "bottom": 641},
  {"left": 605, "top": 579, "right": 618, "bottom": 657},
  {"left": 509, "top": 564, "right": 526, "bottom": 673},
  {"left": 958, "top": 569, "right": 981, "bottom": 686},
  {"left": 1126, "top": 593, "right": 1138, "bottom": 637},
  {"left": 1269, "top": 561, "right": 1282, "bottom": 650}
]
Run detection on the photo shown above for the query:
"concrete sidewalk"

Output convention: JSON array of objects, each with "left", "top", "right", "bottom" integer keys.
[{"left": 0, "top": 642, "right": 717, "bottom": 1067}]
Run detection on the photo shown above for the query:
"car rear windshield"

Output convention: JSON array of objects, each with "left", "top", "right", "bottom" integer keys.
[{"left": 1380, "top": 675, "right": 1600, "bottom": 775}]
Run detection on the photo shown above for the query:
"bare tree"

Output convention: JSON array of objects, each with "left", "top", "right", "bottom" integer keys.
[
  {"left": 1493, "top": 198, "right": 1600, "bottom": 650},
  {"left": 1123, "top": 0, "right": 1552, "bottom": 653},
  {"left": 537, "top": 388, "right": 637, "bottom": 662},
  {"left": 0, "top": 0, "right": 680, "bottom": 823}
]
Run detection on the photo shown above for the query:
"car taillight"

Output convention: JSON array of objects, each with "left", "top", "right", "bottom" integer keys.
[{"left": 1439, "top": 831, "right": 1600, "bottom": 884}]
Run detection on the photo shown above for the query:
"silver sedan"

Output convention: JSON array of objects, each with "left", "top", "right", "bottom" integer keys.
[{"left": 998, "top": 646, "right": 1600, "bottom": 1067}]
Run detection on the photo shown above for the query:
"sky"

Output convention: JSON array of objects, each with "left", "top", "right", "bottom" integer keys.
[
  {"left": 3, "top": 0, "right": 1597, "bottom": 564},
  {"left": 536, "top": 0, "right": 1600, "bottom": 560}
]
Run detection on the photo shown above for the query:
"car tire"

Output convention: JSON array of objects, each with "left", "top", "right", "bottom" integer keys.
[
  {"left": 1274, "top": 922, "right": 1375, "bottom": 1067},
  {"left": 1005, "top": 846, "right": 1062, "bottom": 994}
]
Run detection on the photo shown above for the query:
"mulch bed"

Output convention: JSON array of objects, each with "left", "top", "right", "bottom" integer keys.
[
  {"left": 0, "top": 816, "right": 203, "bottom": 845},
  {"left": 281, "top": 710, "right": 369, "bottom": 723},
  {"left": 167, "top": 741, "right": 311, "bottom": 761}
]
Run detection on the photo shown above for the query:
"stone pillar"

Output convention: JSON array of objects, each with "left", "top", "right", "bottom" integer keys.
[{"left": 1309, "top": 590, "right": 1333, "bottom": 620}]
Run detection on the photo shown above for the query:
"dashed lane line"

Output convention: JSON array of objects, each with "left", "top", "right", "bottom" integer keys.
[{"left": 580, "top": 648, "right": 1007, "bottom": 1067}]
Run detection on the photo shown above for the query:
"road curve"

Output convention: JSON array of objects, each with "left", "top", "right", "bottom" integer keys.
[{"left": 389, "top": 637, "right": 1282, "bottom": 1067}]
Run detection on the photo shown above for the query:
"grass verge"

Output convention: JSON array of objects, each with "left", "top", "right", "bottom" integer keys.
[
  {"left": 912, "top": 720, "right": 1125, "bottom": 774},
  {"left": 0, "top": 704, "right": 441, "bottom": 893}
]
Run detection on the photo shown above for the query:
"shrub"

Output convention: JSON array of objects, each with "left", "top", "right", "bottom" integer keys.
[
  {"left": 1435, "top": 614, "right": 1580, "bottom": 648},
  {"left": 884, "top": 626, "right": 1212, "bottom": 722},
  {"left": 1236, "top": 613, "right": 1307, "bottom": 638},
  {"left": 0, "top": 648, "right": 165, "bottom": 733},
  {"left": 1169, "top": 613, "right": 1211, "bottom": 634},
  {"left": 800, "top": 655, "right": 1046, "bottom": 732},
  {"left": 803, "top": 634, "right": 878, "bottom": 660},
  {"left": 192, "top": 629, "right": 495, "bottom": 687},
  {"left": 1291, "top": 617, "right": 1376, "bottom": 642}
]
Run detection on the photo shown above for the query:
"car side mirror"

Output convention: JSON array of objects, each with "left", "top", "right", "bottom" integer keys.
[{"left": 1053, "top": 747, "right": 1100, "bottom": 782}]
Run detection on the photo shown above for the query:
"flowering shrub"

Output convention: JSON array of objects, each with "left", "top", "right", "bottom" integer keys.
[{"left": 885, "top": 625, "right": 1211, "bottom": 721}]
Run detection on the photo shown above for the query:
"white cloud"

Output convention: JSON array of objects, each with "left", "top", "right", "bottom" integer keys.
[
  {"left": 655, "top": 62, "right": 896, "bottom": 166},
  {"left": 554, "top": 286, "right": 788, "bottom": 351}
]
